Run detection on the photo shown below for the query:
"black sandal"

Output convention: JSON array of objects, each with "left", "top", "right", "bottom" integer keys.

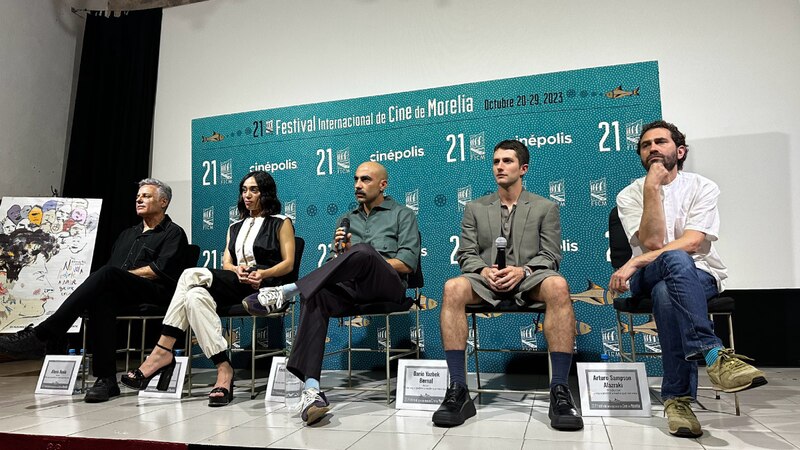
[
  {"left": 208, "top": 380, "right": 234, "bottom": 407},
  {"left": 120, "top": 343, "right": 176, "bottom": 391}
]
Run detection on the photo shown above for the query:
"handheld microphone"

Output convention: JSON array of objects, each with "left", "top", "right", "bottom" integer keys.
[
  {"left": 337, "top": 218, "right": 351, "bottom": 252},
  {"left": 494, "top": 236, "right": 507, "bottom": 269}
]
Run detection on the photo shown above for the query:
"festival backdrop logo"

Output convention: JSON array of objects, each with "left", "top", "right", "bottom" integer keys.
[
  {"left": 457, "top": 186, "right": 472, "bottom": 212},
  {"left": 549, "top": 179, "right": 566, "bottom": 206},
  {"left": 405, "top": 189, "right": 420, "bottom": 215},
  {"left": 228, "top": 205, "right": 239, "bottom": 224},
  {"left": 203, "top": 206, "right": 214, "bottom": 230},
  {"left": 411, "top": 326, "right": 425, "bottom": 350},
  {"left": 219, "top": 159, "right": 233, "bottom": 184},
  {"left": 626, "top": 119, "right": 643, "bottom": 152},
  {"left": 590, "top": 178, "right": 607, "bottom": 206},
  {"left": 284, "top": 200, "right": 297, "bottom": 222},
  {"left": 521, "top": 324, "right": 541, "bottom": 351},
  {"left": 336, "top": 148, "right": 350, "bottom": 174},
  {"left": 469, "top": 132, "right": 486, "bottom": 160}
]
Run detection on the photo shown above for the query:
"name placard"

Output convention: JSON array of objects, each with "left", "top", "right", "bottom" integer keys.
[
  {"left": 395, "top": 359, "right": 450, "bottom": 411},
  {"left": 139, "top": 356, "right": 189, "bottom": 399},
  {"left": 576, "top": 362, "right": 651, "bottom": 417},
  {"left": 35, "top": 355, "right": 82, "bottom": 395},
  {"left": 265, "top": 356, "right": 288, "bottom": 403}
]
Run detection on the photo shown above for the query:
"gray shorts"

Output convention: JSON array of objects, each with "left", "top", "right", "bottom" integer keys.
[{"left": 462, "top": 268, "right": 561, "bottom": 307}]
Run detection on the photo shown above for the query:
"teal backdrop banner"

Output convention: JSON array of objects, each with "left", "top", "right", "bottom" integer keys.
[{"left": 191, "top": 61, "right": 663, "bottom": 374}]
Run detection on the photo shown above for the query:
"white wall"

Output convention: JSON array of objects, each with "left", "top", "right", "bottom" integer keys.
[
  {"left": 152, "top": 0, "right": 800, "bottom": 289},
  {"left": 0, "top": 1, "right": 83, "bottom": 197}
]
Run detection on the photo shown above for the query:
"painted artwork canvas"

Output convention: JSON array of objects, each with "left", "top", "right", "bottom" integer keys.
[{"left": 0, "top": 197, "right": 102, "bottom": 333}]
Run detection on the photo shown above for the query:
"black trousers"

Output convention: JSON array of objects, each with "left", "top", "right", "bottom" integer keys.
[
  {"left": 35, "top": 266, "right": 172, "bottom": 378},
  {"left": 286, "top": 244, "right": 405, "bottom": 381}
]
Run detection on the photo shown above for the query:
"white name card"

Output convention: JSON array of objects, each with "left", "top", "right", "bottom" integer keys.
[
  {"left": 577, "top": 362, "right": 651, "bottom": 417},
  {"left": 139, "top": 356, "right": 189, "bottom": 399},
  {"left": 35, "top": 355, "right": 82, "bottom": 395},
  {"left": 396, "top": 359, "right": 450, "bottom": 411},
  {"left": 265, "top": 356, "right": 289, "bottom": 403}
]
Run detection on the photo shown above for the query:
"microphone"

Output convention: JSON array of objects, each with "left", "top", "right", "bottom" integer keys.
[
  {"left": 494, "top": 236, "right": 507, "bottom": 269},
  {"left": 337, "top": 218, "right": 350, "bottom": 252}
]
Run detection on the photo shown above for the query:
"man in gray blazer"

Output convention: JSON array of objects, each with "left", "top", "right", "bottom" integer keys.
[{"left": 433, "top": 140, "right": 583, "bottom": 431}]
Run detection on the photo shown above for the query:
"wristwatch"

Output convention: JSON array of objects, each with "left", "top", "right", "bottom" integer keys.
[{"left": 523, "top": 266, "right": 533, "bottom": 279}]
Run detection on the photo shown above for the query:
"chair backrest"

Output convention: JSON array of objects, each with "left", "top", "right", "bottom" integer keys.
[
  {"left": 185, "top": 244, "right": 202, "bottom": 268},
  {"left": 608, "top": 207, "right": 633, "bottom": 270},
  {"left": 283, "top": 236, "right": 305, "bottom": 284},
  {"left": 406, "top": 251, "right": 424, "bottom": 290}
]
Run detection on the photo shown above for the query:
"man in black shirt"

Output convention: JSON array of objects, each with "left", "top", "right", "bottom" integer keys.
[{"left": 0, "top": 179, "right": 189, "bottom": 402}]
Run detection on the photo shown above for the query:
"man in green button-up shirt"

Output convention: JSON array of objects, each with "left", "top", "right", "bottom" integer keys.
[{"left": 244, "top": 161, "right": 420, "bottom": 425}]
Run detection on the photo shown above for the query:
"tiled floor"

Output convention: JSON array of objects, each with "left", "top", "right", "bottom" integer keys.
[{"left": 1, "top": 360, "right": 799, "bottom": 449}]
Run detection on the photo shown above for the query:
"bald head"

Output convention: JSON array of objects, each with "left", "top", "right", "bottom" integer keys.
[{"left": 354, "top": 162, "right": 389, "bottom": 211}]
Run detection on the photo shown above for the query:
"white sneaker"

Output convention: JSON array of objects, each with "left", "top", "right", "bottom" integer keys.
[
  {"left": 257, "top": 287, "right": 286, "bottom": 311},
  {"left": 293, "top": 387, "right": 330, "bottom": 425}
]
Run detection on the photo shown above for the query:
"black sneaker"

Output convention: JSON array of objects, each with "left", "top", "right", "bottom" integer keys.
[
  {"left": 84, "top": 377, "right": 121, "bottom": 403},
  {"left": 549, "top": 384, "right": 584, "bottom": 431},
  {"left": 432, "top": 382, "right": 476, "bottom": 427},
  {"left": 0, "top": 324, "right": 46, "bottom": 360}
]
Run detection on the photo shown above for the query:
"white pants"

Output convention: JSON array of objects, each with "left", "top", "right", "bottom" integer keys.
[{"left": 163, "top": 268, "right": 228, "bottom": 359}]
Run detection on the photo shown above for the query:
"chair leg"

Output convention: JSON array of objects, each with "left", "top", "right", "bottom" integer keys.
[
  {"left": 385, "top": 315, "right": 391, "bottom": 404},
  {"left": 251, "top": 317, "right": 257, "bottom": 399},
  {"left": 347, "top": 317, "right": 353, "bottom": 389},
  {"left": 125, "top": 319, "right": 133, "bottom": 374},
  {"left": 727, "top": 314, "right": 740, "bottom": 416},
  {"left": 187, "top": 325, "right": 193, "bottom": 396},
  {"left": 81, "top": 320, "right": 88, "bottom": 392},
  {"left": 471, "top": 314, "right": 482, "bottom": 395}
]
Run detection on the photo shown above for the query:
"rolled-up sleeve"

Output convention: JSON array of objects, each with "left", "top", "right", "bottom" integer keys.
[
  {"left": 394, "top": 207, "right": 420, "bottom": 272},
  {"left": 149, "top": 226, "right": 189, "bottom": 283}
]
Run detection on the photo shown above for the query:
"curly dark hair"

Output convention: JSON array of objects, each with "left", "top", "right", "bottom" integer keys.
[
  {"left": 637, "top": 120, "right": 689, "bottom": 170},
  {"left": 236, "top": 171, "right": 282, "bottom": 219},
  {"left": 0, "top": 229, "right": 60, "bottom": 282}
]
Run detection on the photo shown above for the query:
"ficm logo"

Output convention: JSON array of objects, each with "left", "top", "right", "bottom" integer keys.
[
  {"left": 228, "top": 205, "right": 238, "bottom": 224},
  {"left": 284, "top": 200, "right": 297, "bottom": 222},
  {"left": 549, "top": 179, "right": 565, "bottom": 206},
  {"left": 202, "top": 206, "right": 214, "bottom": 230},
  {"left": 405, "top": 189, "right": 419, "bottom": 215},
  {"left": 626, "top": 119, "right": 643, "bottom": 152},
  {"left": 457, "top": 185, "right": 472, "bottom": 212},
  {"left": 469, "top": 132, "right": 486, "bottom": 160},
  {"left": 337, "top": 148, "right": 350, "bottom": 174},
  {"left": 590, "top": 178, "right": 607, "bottom": 206},
  {"left": 220, "top": 159, "right": 233, "bottom": 184}
]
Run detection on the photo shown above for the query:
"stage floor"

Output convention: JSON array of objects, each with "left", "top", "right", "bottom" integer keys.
[{"left": 1, "top": 360, "right": 799, "bottom": 449}]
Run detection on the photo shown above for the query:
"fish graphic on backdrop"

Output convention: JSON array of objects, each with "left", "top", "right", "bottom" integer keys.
[
  {"left": 620, "top": 320, "right": 658, "bottom": 336},
  {"left": 571, "top": 280, "right": 617, "bottom": 306},
  {"left": 411, "top": 295, "right": 438, "bottom": 311},
  {"left": 339, "top": 316, "right": 370, "bottom": 328},
  {"left": 605, "top": 85, "right": 640, "bottom": 99},
  {"left": 201, "top": 131, "right": 225, "bottom": 142}
]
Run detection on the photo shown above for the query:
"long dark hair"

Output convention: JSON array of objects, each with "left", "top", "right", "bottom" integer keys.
[
  {"left": 237, "top": 171, "right": 282, "bottom": 219},
  {"left": 0, "top": 229, "right": 60, "bottom": 282}
]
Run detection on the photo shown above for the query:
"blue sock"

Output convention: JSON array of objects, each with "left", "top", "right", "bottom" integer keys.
[
  {"left": 446, "top": 350, "right": 466, "bottom": 387},
  {"left": 549, "top": 352, "right": 572, "bottom": 388},
  {"left": 704, "top": 347, "right": 724, "bottom": 366},
  {"left": 281, "top": 283, "right": 300, "bottom": 298},
  {"left": 304, "top": 377, "right": 319, "bottom": 391}
]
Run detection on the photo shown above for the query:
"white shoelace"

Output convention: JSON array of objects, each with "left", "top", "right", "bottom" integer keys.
[{"left": 292, "top": 388, "right": 320, "bottom": 414}]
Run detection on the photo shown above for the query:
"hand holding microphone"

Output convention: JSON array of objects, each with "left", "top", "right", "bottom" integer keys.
[
  {"left": 333, "top": 218, "right": 351, "bottom": 254},
  {"left": 494, "top": 236, "right": 507, "bottom": 269}
]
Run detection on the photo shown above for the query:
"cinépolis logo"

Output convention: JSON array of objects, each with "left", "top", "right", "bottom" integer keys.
[
  {"left": 514, "top": 131, "right": 573, "bottom": 149},
  {"left": 249, "top": 159, "right": 298, "bottom": 173},
  {"left": 369, "top": 145, "right": 425, "bottom": 163}
]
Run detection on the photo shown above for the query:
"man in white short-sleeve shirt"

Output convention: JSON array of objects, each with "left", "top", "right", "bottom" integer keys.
[{"left": 609, "top": 120, "right": 766, "bottom": 438}]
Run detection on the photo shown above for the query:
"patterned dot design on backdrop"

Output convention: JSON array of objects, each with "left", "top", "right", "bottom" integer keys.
[{"left": 191, "top": 62, "right": 664, "bottom": 375}]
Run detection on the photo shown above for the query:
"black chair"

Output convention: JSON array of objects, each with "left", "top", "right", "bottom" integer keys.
[
  {"left": 186, "top": 237, "right": 305, "bottom": 399},
  {"left": 608, "top": 207, "right": 740, "bottom": 415},
  {"left": 465, "top": 300, "right": 549, "bottom": 397},
  {"left": 323, "top": 256, "right": 424, "bottom": 404},
  {"left": 79, "top": 244, "right": 202, "bottom": 391}
]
